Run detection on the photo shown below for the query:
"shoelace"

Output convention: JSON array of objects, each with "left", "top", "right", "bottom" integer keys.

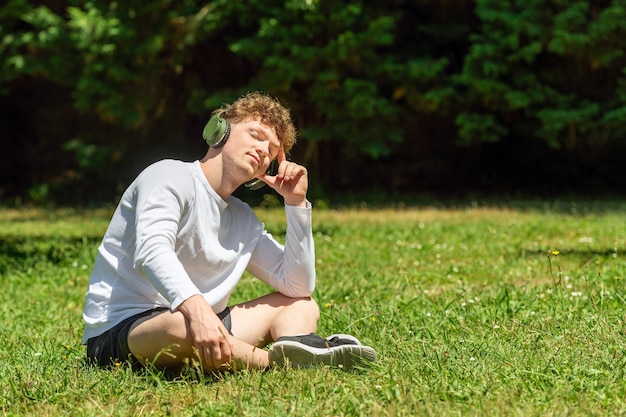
[{"left": 326, "top": 336, "right": 357, "bottom": 347}]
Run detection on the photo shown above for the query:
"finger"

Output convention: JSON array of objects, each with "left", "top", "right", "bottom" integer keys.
[
  {"left": 277, "top": 143, "right": 286, "bottom": 163},
  {"left": 259, "top": 174, "right": 286, "bottom": 194},
  {"left": 217, "top": 327, "right": 233, "bottom": 363},
  {"left": 276, "top": 159, "right": 288, "bottom": 179},
  {"left": 210, "top": 343, "right": 222, "bottom": 368},
  {"left": 221, "top": 340, "right": 233, "bottom": 364},
  {"left": 200, "top": 346, "right": 213, "bottom": 369},
  {"left": 283, "top": 163, "right": 306, "bottom": 181}
]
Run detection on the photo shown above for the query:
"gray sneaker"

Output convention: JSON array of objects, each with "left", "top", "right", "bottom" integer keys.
[
  {"left": 326, "top": 334, "right": 362, "bottom": 346},
  {"left": 269, "top": 333, "right": 377, "bottom": 370}
]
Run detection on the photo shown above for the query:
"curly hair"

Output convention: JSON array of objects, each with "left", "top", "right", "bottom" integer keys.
[{"left": 214, "top": 92, "right": 297, "bottom": 154}]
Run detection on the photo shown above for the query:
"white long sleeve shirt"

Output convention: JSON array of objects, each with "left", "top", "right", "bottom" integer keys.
[{"left": 82, "top": 159, "right": 315, "bottom": 343}]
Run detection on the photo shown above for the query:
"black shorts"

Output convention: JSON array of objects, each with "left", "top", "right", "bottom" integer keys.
[{"left": 86, "top": 307, "right": 232, "bottom": 368}]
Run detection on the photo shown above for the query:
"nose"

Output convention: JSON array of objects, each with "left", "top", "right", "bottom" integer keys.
[{"left": 256, "top": 141, "right": 271, "bottom": 160}]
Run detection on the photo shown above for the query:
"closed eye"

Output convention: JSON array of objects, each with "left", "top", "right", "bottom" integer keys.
[{"left": 250, "top": 128, "right": 279, "bottom": 158}]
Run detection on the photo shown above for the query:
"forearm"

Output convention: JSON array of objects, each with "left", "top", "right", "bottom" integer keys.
[
  {"left": 282, "top": 202, "right": 316, "bottom": 294},
  {"left": 247, "top": 203, "right": 315, "bottom": 297},
  {"left": 137, "top": 247, "right": 201, "bottom": 310}
]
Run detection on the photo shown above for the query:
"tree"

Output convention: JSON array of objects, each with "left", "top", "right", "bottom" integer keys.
[
  {"left": 454, "top": 0, "right": 626, "bottom": 150},
  {"left": 1, "top": 0, "right": 625, "bottom": 203}
]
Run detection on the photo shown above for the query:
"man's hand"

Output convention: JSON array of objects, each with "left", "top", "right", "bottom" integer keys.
[
  {"left": 260, "top": 145, "right": 308, "bottom": 207},
  {"left": 177, "top": 294, "right": 233, "bottom": 370}
]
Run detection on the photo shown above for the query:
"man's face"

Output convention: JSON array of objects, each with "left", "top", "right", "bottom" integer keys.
[{"left": 223, "top": 117, "right": 281, "bottom": 182}]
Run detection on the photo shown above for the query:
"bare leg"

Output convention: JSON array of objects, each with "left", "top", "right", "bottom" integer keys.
[
  {"left": 230, "top": 292, "right": 319, "bottom": 346},
  {"left": 127, "top": 293, "right": 319, "bottom": 372}
]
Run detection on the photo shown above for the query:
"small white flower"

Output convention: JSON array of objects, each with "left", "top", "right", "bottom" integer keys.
[{"left": 571, "top": 291, "right": 583, "bottom": 297}]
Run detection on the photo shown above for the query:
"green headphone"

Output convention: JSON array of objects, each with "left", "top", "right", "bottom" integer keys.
[
  {"left": 202, "top": 112, "right": 230, "bottom": 148},
  {"left": 202, "top": 112, "right": 274, "bottom": 190}
]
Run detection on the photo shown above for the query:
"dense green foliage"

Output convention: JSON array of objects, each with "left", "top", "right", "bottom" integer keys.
[
  {"left": 1, "top": 202, "right": 625, "bottom": 415},
  {"left": 1, "top": 1, "right": 626, "bottom": 203}
]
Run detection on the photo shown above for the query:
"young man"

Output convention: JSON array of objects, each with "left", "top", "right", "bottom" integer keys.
[{"left": 82, "top": 92, "right": 376, "bottom": 372}]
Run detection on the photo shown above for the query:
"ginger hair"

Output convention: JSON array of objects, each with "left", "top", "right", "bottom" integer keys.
[{"left": 215, "top": 92, "right": 297, "bottom": 154}]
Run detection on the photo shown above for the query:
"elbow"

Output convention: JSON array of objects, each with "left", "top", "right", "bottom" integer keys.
[
  {"left": 283, "top": 273, "right": 315, "bottom": 298},
  {"left": 301, "top": 285, "right": 315, "bottom": 298},
  {"left": 286, "top": 285, "right": 315, "bottom": 299}
]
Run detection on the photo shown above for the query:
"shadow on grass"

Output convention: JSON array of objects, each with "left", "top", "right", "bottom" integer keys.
[
  {"left": 80, "top": 355, "right": 236, "bottom": 386},
  {"left": 0, "top": 235, "right": 100, "bottom": 273}
]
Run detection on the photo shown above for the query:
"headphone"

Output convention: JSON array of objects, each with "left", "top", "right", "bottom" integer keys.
[
  {"left": 202, "top": 112, "right": 276, "bottom": 190},
  {"left": 203, "top": 112, "right": 231, "bottom": 148}
]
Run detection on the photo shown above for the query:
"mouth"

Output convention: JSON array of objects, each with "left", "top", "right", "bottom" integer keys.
[{"left": 247, "top": 153, "right": 261, "bottom": 167}]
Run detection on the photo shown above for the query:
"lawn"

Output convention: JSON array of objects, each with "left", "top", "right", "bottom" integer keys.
[{"left": 0, "top": 200, "right": 625, "bottom": 416}]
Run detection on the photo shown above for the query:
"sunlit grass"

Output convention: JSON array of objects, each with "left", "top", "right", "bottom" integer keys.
[{"left": 1, "top": 200, "right": 625, "bottom": 416}]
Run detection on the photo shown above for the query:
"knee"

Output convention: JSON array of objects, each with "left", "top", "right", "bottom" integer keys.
[
  {"left": 298, "top": 296, "right": 320, "bottom": 322},
  {"left": 279, "top": 293, "right": 319, "bottom": 321}
]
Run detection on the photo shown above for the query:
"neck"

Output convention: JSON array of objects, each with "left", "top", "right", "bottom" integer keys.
[{"left": 199, "top": 150, "right": 238, "bottom": 200}]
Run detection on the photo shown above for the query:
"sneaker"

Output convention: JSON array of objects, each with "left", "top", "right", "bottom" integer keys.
[
  {"left": 269, "top": 333, "right": 376, "bottom": 370},
  {"left": 326, "top": 334, "right": 362, "bottom": 346}
]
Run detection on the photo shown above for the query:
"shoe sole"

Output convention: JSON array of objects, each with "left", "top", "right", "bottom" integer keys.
[{"left": 269, "top": 341, "right": 377, "bottom": 370}]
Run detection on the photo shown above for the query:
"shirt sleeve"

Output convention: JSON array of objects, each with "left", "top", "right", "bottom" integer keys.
[
  {"left": 246, "top": 202, "right": 316, "bottom": 297},
  {"left": 132, "top": 164, "right": 201, "bottom": 311}
]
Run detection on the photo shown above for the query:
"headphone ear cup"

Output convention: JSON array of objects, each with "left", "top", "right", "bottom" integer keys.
[{"left": 203, "top": 113, "right": 230, "bottom": 147}]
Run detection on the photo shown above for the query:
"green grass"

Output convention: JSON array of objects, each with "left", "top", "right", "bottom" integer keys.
[{"left": 1, "top": 201, "right": 625, "bottom": 416}]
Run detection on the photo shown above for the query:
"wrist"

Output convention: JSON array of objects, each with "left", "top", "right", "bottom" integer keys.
[
  {"left": 284, "top": 198, "right": 307, "bottom": 207},
  {"left": 177, "top": 294, "right": 207, "bottom": 317}
]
